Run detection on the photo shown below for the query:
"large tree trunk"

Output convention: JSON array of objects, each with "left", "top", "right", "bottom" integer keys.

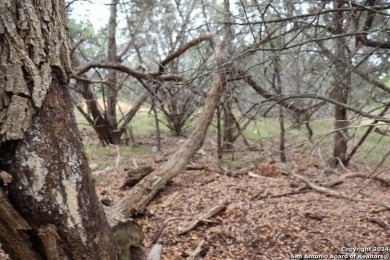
[
  {"left": 0, "top": 1, "right": 119, "bottom": 258},
  {"left": 114, "top": 41, "right": 226, "bottom": 217},
  {"left": 332, "top": 0, "right": 351, "bottom": 167}
]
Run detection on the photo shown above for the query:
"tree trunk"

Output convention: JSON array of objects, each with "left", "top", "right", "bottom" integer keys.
[
  {"left": 106, "top": 0, "right": 120, "bottom": 144},
  {"left": 222, "top": 0, "right": 235, "bottom": 151},
  {"left": 0, "top": 1, "right": 119, "bottom": 258},
  {"left": 114, "top": 41, "right": 226, "bottom": 217},
  {"left": 71, "top": 55, "right": 113, "bottom": 145},
  {"left": 332, "top": 0, "right": 350, "bottom": 167}
]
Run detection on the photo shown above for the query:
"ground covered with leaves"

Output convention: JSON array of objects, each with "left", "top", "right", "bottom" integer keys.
[{"left": 90, "top": 133, "right": 390, "bottom": 260}]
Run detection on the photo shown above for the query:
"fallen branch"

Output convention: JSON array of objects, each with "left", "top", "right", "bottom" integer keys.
[
  {"left": 150, "top": 217, "right": 190, "bottom": 246},
  {"left": 161, "top": 191, "right": 179, "bottom": 208},
  {"left": 366, "top": 218, "right": 388, "bottom": 231},
  {"left": 120, "top": 166, "right": 154, "bottom": 190},
  {"left": 325, "top": 173, "right": 390, "bottom": 187},
  {"left": 256, "top": 186, "right": 310, "bottom": 199},
  {"left": 186, "top": 165, "right": 207, "bottom": 171},
  {"left": 177, "top": 203, "right": 228, "bottom": 235},
  {"left": 102, "top": 205, "right": 145, "bottom": 259},
  {"left": 187, "top": 239, "right": 205, "bottom": 260},
  {"left": 291, "top": 172, "right": 390, "bottom": 210},
  {"left": 146, "top": 244, "right": 163, "bottom": 260}
]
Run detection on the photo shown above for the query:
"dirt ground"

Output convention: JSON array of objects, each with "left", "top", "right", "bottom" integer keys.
[{"left": 92, "top": 134, "right": 390, "bottom": 260}]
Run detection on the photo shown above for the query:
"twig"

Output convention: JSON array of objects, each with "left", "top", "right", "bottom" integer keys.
[
  {"left": 366, "top": 218, "right": 388, "bottom": 230},
  {"left": 291, "top": 172, "right": 390, "bottom": 210},
  {"left": 187, "top": 239, "right": 205, "bottom": 260},
  {"left": 177, "top": 203, "right": 228, "bottom": 235},
  {"left": 186, "top": 165, "right": 207, "bottom": 171},
  {"left": 257, "top": 186, "right": 310, "bottom": 199}
]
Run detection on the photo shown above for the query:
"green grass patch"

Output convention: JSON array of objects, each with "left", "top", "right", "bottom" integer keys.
[
  {"left": 75, "top": 102, "right": 388, "bottom": 166},
  {"left": 84, "top": 144, "right": 157, "bottom": 170},
  {"left": 219, "top": 160, "right": 246, "bottom": 169}
]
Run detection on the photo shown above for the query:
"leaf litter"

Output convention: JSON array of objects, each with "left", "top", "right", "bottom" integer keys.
[{"left": 92, "top": 134, "right": 390, "bottom": 260}]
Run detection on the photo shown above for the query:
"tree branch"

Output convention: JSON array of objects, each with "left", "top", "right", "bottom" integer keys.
[{"left": 158, "top": 33, "right": 214, "bottom": 74}]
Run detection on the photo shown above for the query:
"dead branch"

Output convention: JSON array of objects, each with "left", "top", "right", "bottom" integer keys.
[
  {"left": 150, "top": 217, "right": 192, "bottom": 246},
  {"left": 160, "top": 191, "right": 179, "bottom": 208},
  {"left": 366, "top": 218, "right": 388, "bottom": 230},
  {"left": 177, "top": 203, "right": 228, "bottom": 235},
  {"left": 257, "top": 186, "right": 310, "bottom": 199},
  {"left": 187, "top": 239, "right": 205, "bottom": 260},
  {"left": 186, "top": 165, "right": 207, "bottom": 171},
  {"left": 73, "top": 62, "right": 185, "bottom": 82},
  {"left": 120, "top": 166, "right": 154, "bottom": 190},
  {"left": 325, "top": 173, "right": 390, "bottom": 187},
  {"left": 291, "top": 172, "right": 390, "bottom": 210},
  {"left": 158, "top": 33, "right": 214, "bottom": 74},
  {"left": 103, "top": 205, "right": 133, "bottom": 227},
  {"left": 146, "top": 244, "right": 163, "bottom": 260}
]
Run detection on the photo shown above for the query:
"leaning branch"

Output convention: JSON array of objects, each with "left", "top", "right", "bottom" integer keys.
[
  {"left": 73, "top": 62, "right": 185, "bottom": 82},
  {"left": 158, "top": 33, "right": 214, "bottom": 74}
]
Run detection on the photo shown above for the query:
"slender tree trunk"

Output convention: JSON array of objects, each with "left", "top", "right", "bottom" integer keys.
[
  {"left": 107, "top": 0, "right": 120, "bottom": 144},
  {"left": 114, "top": 41, "right": 226, "bottom": 217},
  {"left": 0, "top": 1, "right": 118, "bottom": 258},
  {"left": 222, "top": 0, "right": 235, "bottom": 151},
  {"left": 152, "top": 101, "right": 162, "bottom": 151},
  {"left": 332, "top": 0, "right": 351, "bottom": 167},
  {"left": 217, "top": 105, "right": 223, "bottom": 160},
  {"left": 273, "top": 57, "right": 286, "bottom": 162}
]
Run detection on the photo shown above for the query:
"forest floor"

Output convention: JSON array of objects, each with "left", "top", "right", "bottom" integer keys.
[{"left": 87, "top": 131, "right": 390, "bottom": 260}]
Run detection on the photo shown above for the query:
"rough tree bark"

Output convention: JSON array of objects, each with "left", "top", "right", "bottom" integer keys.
[
  {"left": 114, "top": 40, "right": 227, "bottom": 217},
  {"left": 0, "top": 1, "right": 119, "bottom": 258}
]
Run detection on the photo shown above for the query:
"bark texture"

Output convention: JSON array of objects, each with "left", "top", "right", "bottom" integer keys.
[{"left": 0, "top": 1, "right": 118, "bottom": 259}]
